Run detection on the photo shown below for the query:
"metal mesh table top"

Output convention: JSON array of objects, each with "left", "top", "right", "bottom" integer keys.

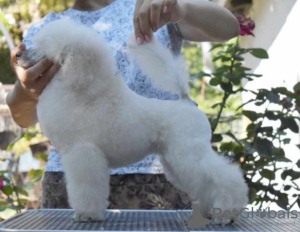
[{"left": 0, "top": 209, "right": 299, "bottom": 232}]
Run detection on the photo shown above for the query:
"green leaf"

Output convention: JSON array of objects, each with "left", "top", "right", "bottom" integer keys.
[
  {"left": 223, "top": 73, "right": 238, "bottom": 81},
  {"left": 245, "top": 73, "right": 263, "bottom": 77},
  {"left": 8, "top": 205, "right": 25, "bottom": 210},
  {"left": 217, "top": 51, "right": 224, "bottom": 56},
  {"left": 15, "top": 187, "right": 28, "bottom": 197},
  {"left": 296, "top": 159, "right": 300, "bottom": 168},
  {"left": 273, "top": 148, "right": 291, "bottom": 162},
  {"left": 24, "top": 131, "right": 39, "bottom": 140},
  {"left": 282, "top": 138, "right": 291, "bottom": 144},
  {"left": 243, "top": 163, "right": 255, "bottom": 171},
  {"left": 220, "top": 142, "right": 235, "bottom": 152},
  {"left": 281, "top": 170, "right": 300, "bottom": 180},
  {"left": 220, "top": 82, "right": 233, "bottom": 92},
  {"left": 209, "top": 78, "right": 220, "bottom": 86},
  {"left": 260, "top": 169, "right": 275, "bottom": 180},
  {"left": 211, "top": 102, "right": 225, "bottom": 109},
  {"left": 293, "top": 82, "right": 300, "bottom": 92},
  {"left": 254, "top": 138, "right": 273, "bottom": 156},
  {"left": 280, "top": 117, "right": 299, "bottom": 133},
  {"left": 277, "top": 193, "right": 289, "bottom": 210},
  {"left": 250, "top": 48, "right": 269, "bottom": 59},
  {"left": 233, "top": 55, "right": 244, "bottom": 61},
  {"left": 273, "top": 87, "right": 289, "bottom": 95},
  {"left": 266, "top": 92, "right": 280, "bottom": 103},
  {"left": 211, "top": 134, "right": 223, "bottom": 143},
  {"left": 2, "top": 186, "right": 13, "bottom": 196},
  {"left": 256, "top": 89, "right": 268, "bottom": 100},
  {"left": 221, "top": 57, "right": 232, "bottom": 62},
  {"left": 255, "top": 157, "right": 270, "bottom": 169},
  {"left": 255, "top": 101, "right": 266, "bottom": 106},
  {"left": 213, "top": 56, "right": 223, "bottom": 62},
  {"left": 191, "top": 71, "right": 211, "bottom": 80},
  {"left": 28, "top": 169, "right": 44, "bottom": 182},
  {"left": 257, "top": 126, "right": 273, "bottom": 134},
  {"left": 236, "top": 99, "right": 255, "bottom": 111},
  {"left": 209, "top": 43, "right": 224, "bottom": 51},
  {"left": 273, "top": 87, "right": 297, "bottom": 98},
  {"left": 235, "top": 66, "right": 251, "bottom": 71},
  {"left": 265, "top": 111, "right": 280, "bottom": 120},
  {"left": 243, "top": 110, "right": 262, "bottom": 121},
  {"left": 284, "top": 185, "right": 292, "bottom": 191},
  {"left": 6, "top": 142, "right": 15, "bottom": 152},
  {"left": 248, "top": 187, "right": 257, "bottom": 203},
  {"left": 36, "top": 153, "right": 48, "bottom": 162}
]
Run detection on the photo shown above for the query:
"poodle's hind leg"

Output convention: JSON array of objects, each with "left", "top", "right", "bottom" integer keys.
[
  {"left": 161, "top": 139, "right": 212, "bottom": 216},
  {"left": 61, "top": 144, "right": 109, "bottom": 222},
  {"left": 162, "top": 138, "right": 248, "bottom": 221}
]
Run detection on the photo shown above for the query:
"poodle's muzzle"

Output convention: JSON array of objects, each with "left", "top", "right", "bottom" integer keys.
[{"left": 16, "top": 49, "right": 43, "bottom": 68}]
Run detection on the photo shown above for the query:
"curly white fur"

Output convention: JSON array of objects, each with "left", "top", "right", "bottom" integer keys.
[{"left": 32, "top": 19, "right": 248, "bottom": 222}]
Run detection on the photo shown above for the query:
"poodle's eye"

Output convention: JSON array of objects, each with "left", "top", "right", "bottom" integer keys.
[{"left": 16, "top": 52, "right": 23, "bottom": 59}]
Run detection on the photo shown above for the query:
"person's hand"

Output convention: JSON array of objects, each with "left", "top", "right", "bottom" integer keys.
[
  {"left": 10, "top": 43, "right": 60, "bottom": 100},
  {"left": 134, "top": 0, "right": 186, "bottom": 44}
]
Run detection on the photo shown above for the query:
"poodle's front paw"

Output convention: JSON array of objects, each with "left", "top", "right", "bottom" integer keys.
[
  {"left": 73, "top": 212, "right": 106, "bottom": 222},
  {"left": 210, "top": 215, "right": 232, "bottom": 226},
  {"left": 73, "top": 213, "right": 91, "bottom": 222}
]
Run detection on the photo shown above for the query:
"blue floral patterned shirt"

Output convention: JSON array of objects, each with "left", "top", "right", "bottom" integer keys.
[{"left": 23, "top": 0, "right": 183, "bottom": 174}]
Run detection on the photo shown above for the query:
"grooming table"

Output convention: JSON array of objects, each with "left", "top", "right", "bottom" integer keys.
[{"left": 0, "top": 209, "right": 299, "bottom": 232}]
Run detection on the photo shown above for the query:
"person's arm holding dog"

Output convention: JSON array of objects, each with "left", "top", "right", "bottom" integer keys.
[
  {"left": 6, "top": 44, "right": 60, "bottom": 128},
  {"left": 134, "top": 0, "right": 240, "bottom": 43}
]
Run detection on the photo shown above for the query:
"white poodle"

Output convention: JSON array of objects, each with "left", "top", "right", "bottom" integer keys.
[{"left": 17, "top": 19, "right": 248, "bottom": 223}]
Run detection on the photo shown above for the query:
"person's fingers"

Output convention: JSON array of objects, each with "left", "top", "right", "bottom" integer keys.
[
  {"left": 158, "top": 13, "right": 169, "bottom": 28},
  {"left": 134, "top": 0, "right": 145, "bottom": 44},
  {"left": 25, "top": 58, "right": 54, "bottom": 81},
  {"left": 134, "top": 14, "right": 144, "bottom": 44},
  {"left": 162, "top": 0, "right": 183, "bottom": 24},
  {"left": 139, "top": 1, "right": 152, "bottom": 42},
  {"left": 37, "top": 63, "right": 60, "bottom": 89},
  {"left": 150, "top": 0, "right": 163, "bottom": 32},
  {"left": 10, "top": 43, "right": 26, "bottom": 69},
  {"left": 157, "top": 0, "right": 176, "bottom": 28},
  {"left": 163, "top": 0, "right": 176, "bottom": 12}
]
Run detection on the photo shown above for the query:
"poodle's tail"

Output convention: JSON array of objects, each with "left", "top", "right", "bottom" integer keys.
[{"left": 127, "top": 35, "right": 190, "bottom": 100}]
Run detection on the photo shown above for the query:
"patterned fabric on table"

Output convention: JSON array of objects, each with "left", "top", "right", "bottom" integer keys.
[
  {"left": 42, "top": 172, "right": 192, "bottom": 209},
  {"left": 23, "top": 0, "right": 183, "bottom": 174}
]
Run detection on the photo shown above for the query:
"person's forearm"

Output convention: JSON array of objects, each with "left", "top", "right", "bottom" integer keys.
[
  {"left": 6, "top": 81, "right": 39, "bottom": 128},
  {"left": 177, "top": 0, "right": 240, "bottom": 42}
]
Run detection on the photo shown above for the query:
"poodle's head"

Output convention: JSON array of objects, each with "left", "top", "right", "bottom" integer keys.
[
  {"left": 17, "top": 19, "right": 109, "bottom": 68},
  {"left": 16, "top": 48, "right": 43, "bottom": 68},
  {"left": 17, "top": 19, "right": 115, "bottom": 90}
]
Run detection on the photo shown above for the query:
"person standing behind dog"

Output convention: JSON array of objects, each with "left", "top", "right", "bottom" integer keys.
[{"left": 7, "top": 0, "right": 240, "bottom": 209}]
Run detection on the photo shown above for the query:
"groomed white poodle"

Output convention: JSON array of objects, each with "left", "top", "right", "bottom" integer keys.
[{"left": 17, "top": 19, "right": 248, "bottom": 223}]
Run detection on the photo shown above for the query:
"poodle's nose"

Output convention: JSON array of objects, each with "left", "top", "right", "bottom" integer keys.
[{"left": 16, "top": 52, "right": 22, "bottom": 59}]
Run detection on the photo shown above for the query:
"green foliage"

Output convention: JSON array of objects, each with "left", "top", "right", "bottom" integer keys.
[
  {"left": 0, "top": 130, "right": 47, "bottom": 219},
  {"left": 197, "top": 38, "right": 300, "bottom": 210},
  {"left": 183, "top": 42, "right": 242, "bottom": 115},
  {"left": 0, "top": 45, "right": 15, "bottom": 84}
]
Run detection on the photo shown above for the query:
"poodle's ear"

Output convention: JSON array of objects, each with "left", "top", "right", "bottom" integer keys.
[{"left": 59, "top": 44, "right": 115, "bottom": 91}]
